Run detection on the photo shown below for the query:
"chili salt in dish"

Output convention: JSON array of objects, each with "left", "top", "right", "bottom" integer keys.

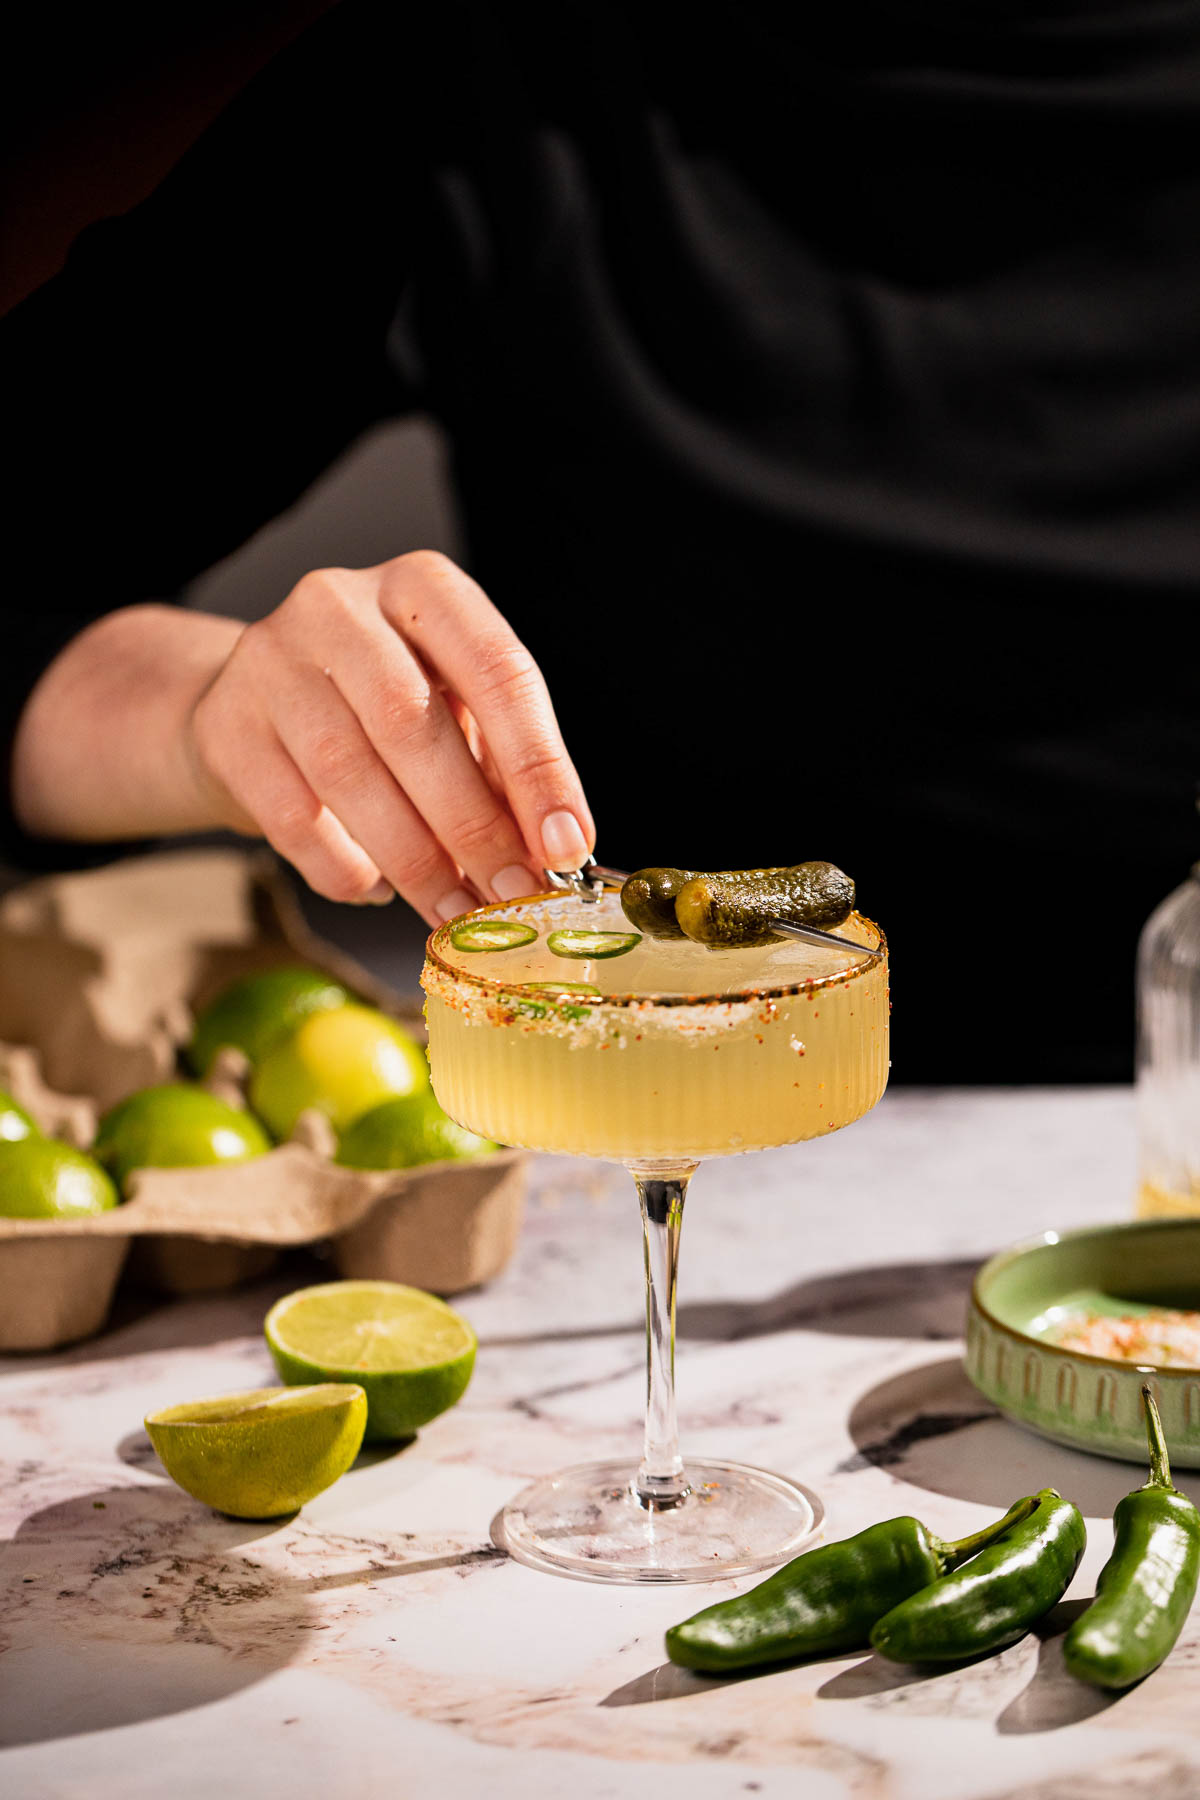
[
  {"left": 965, "top": 1219, "right": 1200, "bottom": 1466},
  {"left": 1051, "top": 1310, "right": 1200, "bottom": 1368}
]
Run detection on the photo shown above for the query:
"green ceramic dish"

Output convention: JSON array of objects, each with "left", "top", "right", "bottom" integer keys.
[{"left": 966, "top": 1219, "right": 1200, "bottom": 1467}]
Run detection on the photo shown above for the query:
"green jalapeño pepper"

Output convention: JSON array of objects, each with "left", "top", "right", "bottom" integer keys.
[
  {"left": 1063, "top": 1385, "right": 1200, "bottom": 1691},
  {"left": 664, "top": 1495, "right": 1036, "bottom": 1673},
  {"left": 870, "top": 1488, "right": 1085, "bottom": 1665}
]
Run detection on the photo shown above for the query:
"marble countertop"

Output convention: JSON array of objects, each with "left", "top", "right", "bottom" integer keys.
[{"left": 3, "top": 1085, "right": 1198, "bottom": 1800}]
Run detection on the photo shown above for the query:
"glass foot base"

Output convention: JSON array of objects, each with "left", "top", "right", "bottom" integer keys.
[{"left": 493, "top": 1458, "right": 824, "bottom": 1584}]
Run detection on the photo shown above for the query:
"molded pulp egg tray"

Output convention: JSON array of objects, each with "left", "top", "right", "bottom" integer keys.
[{"left": 0, "top": 850, "right": 526, "bottom": 1351}]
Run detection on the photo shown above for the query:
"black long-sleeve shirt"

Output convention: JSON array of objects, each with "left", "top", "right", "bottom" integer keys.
[{"left": 4, "top": 0, "right": 1199, "bottom": 1080}]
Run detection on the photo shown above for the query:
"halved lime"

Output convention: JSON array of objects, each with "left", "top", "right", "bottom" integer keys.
[
  {"left": 145, "top": 1384, "right": 367, "bottom": 1519},
  {"left": 449, "top": 920, "right": 538, "bottom": 952},
  {"left": 190, "top": 967, "right": 353, "bottom": 1076},
  {"left": 264, "top": 1280, "right": 477, "bottom": 1440},
  {"left": 547, "top": 929, "right": 641, "bottom": 959}
]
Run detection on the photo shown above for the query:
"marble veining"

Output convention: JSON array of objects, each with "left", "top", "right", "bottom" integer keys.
[{"left": 3, "top": 1088, "right": 1199, "bottom": 1798}]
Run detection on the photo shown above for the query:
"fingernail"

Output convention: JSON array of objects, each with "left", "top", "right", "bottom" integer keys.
[
  {"left": 491, "top": 864, "right": 536, "bottom": 901},
  {"left": 435, "top": 886, "right": 476, "bottom": 922},
  {"left": 540, "top": 810, "right": 589, "bottom": 869},
  {"left": 365, "top": 879, "right": 395, "bottom": 906}
]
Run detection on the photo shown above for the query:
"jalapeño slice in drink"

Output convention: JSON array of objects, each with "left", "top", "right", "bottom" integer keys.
[{"left": 448, "top": 919, "right": 538, "bottom": 953}]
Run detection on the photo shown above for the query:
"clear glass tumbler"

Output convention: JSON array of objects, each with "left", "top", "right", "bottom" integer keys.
[{"left": 1136, "top": 859, "right": 1200, "bottom": 1219}]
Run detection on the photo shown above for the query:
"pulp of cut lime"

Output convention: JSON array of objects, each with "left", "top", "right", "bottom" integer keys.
[{"left": 264, "top": 1280, "right": 477, "bottom": 1441}]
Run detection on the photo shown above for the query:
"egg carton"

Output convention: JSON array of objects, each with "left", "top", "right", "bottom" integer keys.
[{"left": 0, "top": 849, "right": 527, "bottom": 1351}]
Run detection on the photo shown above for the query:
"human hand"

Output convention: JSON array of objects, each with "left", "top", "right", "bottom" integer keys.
[{"left": 186, "top": 551, "right": 594, "bottom": 923}]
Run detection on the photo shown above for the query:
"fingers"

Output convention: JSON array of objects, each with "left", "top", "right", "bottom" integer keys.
[
  {"left": 189, "top": 553, "right": 597, "bottom": 920},
  {"left": 319, "top": 629, "right": 550, "bottom": 910},
  {"left": 192, "top": 694, "right": 390, "bottom": 906},
  {"left": 270, "top": 658, "right": 525, "bottom": 922},
  {"left": 377, "top": 553, "right": 596, "bottom": 873}
]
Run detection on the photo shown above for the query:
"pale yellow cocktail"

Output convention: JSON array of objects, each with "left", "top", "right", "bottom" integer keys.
[
  {"left": 422, "top": 881, "right": 888, "bottom": 1583},
  {"left": 422, "top": 890, "right": 888, "bottom": 1161}
]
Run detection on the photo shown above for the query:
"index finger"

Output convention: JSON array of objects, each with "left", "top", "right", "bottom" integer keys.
[{"left": 380, "top": 553, "right": 595, "bottom": 874}]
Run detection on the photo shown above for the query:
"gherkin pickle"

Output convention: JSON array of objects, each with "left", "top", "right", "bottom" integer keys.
[
  {"left": 621, "top": 865, "right": 795, "bottom": 938},
  {"left": 675, "top": 863, "right": 855, "bottom": 948},
  {"left": 620, "top": 868, "right": 696, "bottom": 938}
]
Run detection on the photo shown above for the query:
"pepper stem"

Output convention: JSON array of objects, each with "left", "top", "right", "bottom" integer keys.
[
  {"left": 1141, "top": 1382, "right": 1173, "bottom": 1490},
  {"left": 935, "top": 1493, "right": 1040, "bottom": 1572}
]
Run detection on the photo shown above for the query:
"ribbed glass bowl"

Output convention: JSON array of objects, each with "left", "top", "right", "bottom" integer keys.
[{"left": 965, "top": 1220, "right": 1200, "bottom": 1465}]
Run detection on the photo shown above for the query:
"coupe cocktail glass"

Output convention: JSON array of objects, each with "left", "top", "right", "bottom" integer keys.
[{"left": 422, "top": 886, "right": 888, "bottom": 1582}]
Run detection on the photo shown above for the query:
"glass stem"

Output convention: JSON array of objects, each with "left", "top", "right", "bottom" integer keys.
[{"left": 630, "top": 1159, "right": 697, "bottom": 1510}]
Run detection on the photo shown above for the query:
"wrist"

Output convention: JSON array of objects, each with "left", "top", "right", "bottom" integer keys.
[{"left": 12, "top": 604, "right": 245, "bottom": 842}]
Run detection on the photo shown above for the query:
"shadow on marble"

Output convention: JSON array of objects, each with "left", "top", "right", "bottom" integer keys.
[
  {"left": 0, "top": 1482, "right": 307, "bottom": 1747},
  {"left": 599, "top": 1648, "right": 915, "bottom": 1710},
  {"left": 817, "top": 1652, "right": 937, "bottom": 1701},
  {"left": 599, "top": 1659, "right": 766, "bottom": 1707},
  {"left": 996, "top": 1600, "right": 1124, "bottom": 1735},
  {"left": 845, "top": 1356, "right": 1147, "bottom": 1516},
  {"left": 480, "top": 1256, "right": 981, "bottom": 1354},
  {"left": 303, "top": 1543, "right": 506, "bottom": 1593},
  {"left": 117, "top": 1428, "right": 166, "bottom": 1474},
  {"left": 352, "top": 1437, "right": 417, "bottom": 1467}
]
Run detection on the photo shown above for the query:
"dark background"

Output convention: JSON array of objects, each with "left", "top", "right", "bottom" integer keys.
[
  {"left": 5, "top": 5, "right": 1195, "bottom": 1077},
  {"left": 3, "top": 3, "right": 332, "bottom": 315},
  {"left": 3, "top": 1, "right": 460, "bottom": 990}
]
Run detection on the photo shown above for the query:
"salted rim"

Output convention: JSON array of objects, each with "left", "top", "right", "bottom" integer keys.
[
  {"left": 424, "top": 887, "right": 887, "bottom": 1010},
  {"left": 970, "top": 1219, "right": 1200, "bottom": 1377}
]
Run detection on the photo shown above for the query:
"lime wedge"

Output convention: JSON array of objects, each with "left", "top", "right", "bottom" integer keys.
[
  {"left": 264, "top": 1281, "right": 477, "bottom": 1441},
  {"left": 547, "top": 929, "right": 641, "bottom": 959},
  {"left": 449, "top": 919, "right": 538, "bottom": 952},
  {"left": 144, "top": 1384, "right": 367, "bottom": 1519}
]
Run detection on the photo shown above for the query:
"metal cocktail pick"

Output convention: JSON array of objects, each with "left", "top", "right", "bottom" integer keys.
[{"left": 542, "top": 857, "right": 882, "bottom": 960}]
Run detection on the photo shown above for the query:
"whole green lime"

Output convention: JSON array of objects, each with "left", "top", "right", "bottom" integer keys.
[
  {"left": 93, "top": 1083, "right": 272, "bottom": 1193},
  {"left": 335, "top": 1091, "right": 498, "bottom": 1170},
  {"left": 0, "top": 1089, "right": 38, "bottom": 1144},
  {"left": 249, "top": 1004, "right": 429, "bottom": 1140},
  {"left": 189, "top": 966, "right": 353, "bottom": 1076},
  {"left": 0, "top": 1136, "right": 119, "bottom": 1218}
]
